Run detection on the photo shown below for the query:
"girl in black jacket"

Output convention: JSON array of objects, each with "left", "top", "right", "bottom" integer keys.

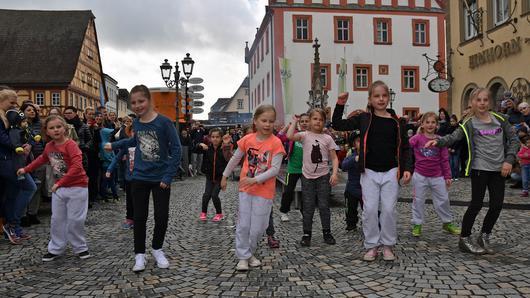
[{"left": 197, "top": 128, "right": 233, "bottom": 222}]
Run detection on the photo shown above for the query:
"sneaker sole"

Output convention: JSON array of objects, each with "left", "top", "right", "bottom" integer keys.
[
  {"left": 42, "top": 256, "right": 59, "bottom": 262},
  {"left": 156, "top": 263, "right": 170, "bottom": 269},
  {"left": 236, "top": 266, "right": 249, "bottom": 271},
  {"left": 132, "top": 267, "right": 145, "bottom": 272},
  {"left": 79, "top": 254, "right": 92, "bottom": 260}
]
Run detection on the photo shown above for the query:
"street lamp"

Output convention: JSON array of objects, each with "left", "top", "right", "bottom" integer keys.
[
  {"left": 389, "top": 88, "right": 396, "bottom": 110},
  {"left": 160, "top": 53, "right": 194, "bottom": 131}
]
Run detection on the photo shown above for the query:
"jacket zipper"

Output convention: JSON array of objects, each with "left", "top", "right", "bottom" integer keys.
[
  {"left": 393, "top": 116, "right": 402, "bottom": 179},
  {"left": 363, "top": 113, "right": 372, "bottom": 172}
]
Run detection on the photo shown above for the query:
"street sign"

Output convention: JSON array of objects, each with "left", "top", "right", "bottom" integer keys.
[
  {"left": 189, "top": 77, "right": 204, "bottom": 84},
  {"left": 189, "top": 85, "right": 204, "bottom": 92},
  {"left": 192, "top": 100, "right": 204, "bottom": 107},
  {"left": 188, "top": 92, "right": 204, "bottom": 99},
  {"left": 190, "top": 107, "right": 204, "bottom": 114}
]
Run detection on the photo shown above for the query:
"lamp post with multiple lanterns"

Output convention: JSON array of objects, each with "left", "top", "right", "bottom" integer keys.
[{"left": 160, "top": 53, "right": 195, "bottom": 131}]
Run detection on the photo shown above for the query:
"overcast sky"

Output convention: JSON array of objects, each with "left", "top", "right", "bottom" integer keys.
[{"left": 0, "top": 0, "right": 268, "bottom": 119}]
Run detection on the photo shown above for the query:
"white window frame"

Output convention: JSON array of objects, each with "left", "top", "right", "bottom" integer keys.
[
  {"left": 493, "top": 0, "right": 509, "bottom": 25},
  {"left": 404, "top": 70, "right": 416, "bottom": 90},
  {"left": 414, "top": 23, "right": 427, "bottom": 45},
  {"left": 355, "top": 68, "right": 369, "bottom": 89},
  {"left": 464, "top": 0, "right": 478, "bottom": 40},
  {"left": 337, "top": 19, "right": 349, "bottom": 41},
  {"left": 296, "top": 18, "right": 309, "bottom": 40},
  {"left": 376, "top": 21, "right": 389, "bottom": 43},
  {"left": 35, "top": 92, "right": 44, "bottom": 106},
  {"left": 52, "top": 92, "right": 61, "bottom": 106},
  {"left": 237, "top": 99, "right": 244, "bottom": 109}
]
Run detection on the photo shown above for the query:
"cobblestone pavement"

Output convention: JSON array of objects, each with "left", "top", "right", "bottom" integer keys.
[{"left": 1, "top": 176, "right": 530, "bottom": 297}]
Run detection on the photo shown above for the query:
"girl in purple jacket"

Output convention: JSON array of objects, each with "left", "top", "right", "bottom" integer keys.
[{"left": 409, "top": 112, "right": 460, "bottom": 237}]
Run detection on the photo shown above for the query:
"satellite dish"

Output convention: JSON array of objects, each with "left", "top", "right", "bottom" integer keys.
[
  {"left": 192, "top": 100, "right": 204, "bottom": 107},
  {"left": 189, "top": 77, "right": 204, "bottom": 84},
  {"left": 190, "top": 107, "right": 204, "bottom": 114},
  {"left": 189, "top": 85, "right": 204, "bottom": 92},
  {"left": 189, "top": 93, "right": 204, "bottom": 99}
]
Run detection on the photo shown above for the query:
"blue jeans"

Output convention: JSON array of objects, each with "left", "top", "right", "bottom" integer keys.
[
  {"left": 5, "top": 174, "right": 37, "bottom": 227},
  {"left": 449, "top": 152, "right": 460, "bottom": 179},
  {"left": 522, "top": 164, "right": 530, "bottom": 192}
]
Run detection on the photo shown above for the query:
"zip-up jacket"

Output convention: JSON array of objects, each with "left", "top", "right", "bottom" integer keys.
[
  {"left": 332, "top": 103, "right": 413, "bottom": 178},
  {"left": 436, "top": 112, "right": 518, "bottom": 176},
  {"left": 341, "top": 149, "right": 362, "bottom": 198},
  {"left": 200, "top": 143, "right": 233, "bottom": 182}
]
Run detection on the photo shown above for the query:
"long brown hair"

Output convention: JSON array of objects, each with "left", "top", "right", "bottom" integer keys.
[{"left": 252, "top": 104, "right": 276, "bottom": 131}]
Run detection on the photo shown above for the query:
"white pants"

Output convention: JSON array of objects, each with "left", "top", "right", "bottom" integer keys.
[
  {"left": 49, "top": 187, "right": 89, "bottom": 255},
  {"left": 360, "top": 168, "right": 399, "bottom": 249},
  {"left": 411, "top": 172, "right": 453, "bottom": 225},
  {"left": 235, "top": 192, "right": 273, "bottom": 260}
]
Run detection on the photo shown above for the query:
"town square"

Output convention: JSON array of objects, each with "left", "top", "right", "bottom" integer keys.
[{"left": 0, "top": 0, "right": 529, "bottom": 297}]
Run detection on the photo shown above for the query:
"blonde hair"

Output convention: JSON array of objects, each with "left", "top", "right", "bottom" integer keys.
[
  {"left": 466, "top": 87, "right": 491, "bottom": 120},
  {"left": 0, "top": 87, "right": 17, "bottom": 128},
  {"left": 252, "top": 104, "right": 276, "bottom": 131},
  {"left": 417, "top": 111, "right": 438, "bottom": 134},
  {"left": 43, "top": 115, "right": 69, "bottom": 142}
]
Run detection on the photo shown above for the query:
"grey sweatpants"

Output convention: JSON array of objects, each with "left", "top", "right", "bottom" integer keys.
[
  {"left": 48, "top": 187, "right": 89, "bottom": 255},
  {"left": 360, "top": 168, "right": 399, "bottom": 249},
  {"left": 411, "top": 172, "right": 453, "bottom": 225},
  {"left": 301, "top": 174, "right": 331, "bottom": 234},
  {"left": 235, "top": 192, "right": 273, "bottom": 260}
]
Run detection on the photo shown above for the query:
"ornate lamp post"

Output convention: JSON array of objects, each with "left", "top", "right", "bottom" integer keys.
[
  {"left": 389, "top": 88, "right": 396, "bottom": 110},
  {"left": 160, "top": 53, "right": 195, "bottom": 131}
]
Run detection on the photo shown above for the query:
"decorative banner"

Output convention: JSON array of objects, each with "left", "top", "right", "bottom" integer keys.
[
  {"left": 338, "top": 57, "right": 347, "bottom": 94},
  {"left": 279, "top": 57, "right": 293, "bottom": 115}
]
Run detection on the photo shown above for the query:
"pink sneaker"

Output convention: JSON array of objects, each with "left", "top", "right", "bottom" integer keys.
[
  {"left": 199, "top": 212, "right": 207, "bottom": 221},
  {"left": 520, "top": 191, "right": 528, "bottom": 197},
  {"left": 212, "top": 214, "right": 224, "bottom": 222}
]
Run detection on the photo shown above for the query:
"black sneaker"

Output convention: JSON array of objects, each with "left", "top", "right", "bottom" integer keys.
[
  {"left": 300, "top": 235, "right": 311, "bottom": 247},
  {"left": 345, "top": 223, "right": 356, "bottom": 231},
  {"left": 78, "top": 251, "right": 92, "bottom": 259},
  {"left": 323, "top": 233, "right": 336, "bottom": 245},
  {"left": 42, "top": 253, "right": 60, "bottom": 262}
]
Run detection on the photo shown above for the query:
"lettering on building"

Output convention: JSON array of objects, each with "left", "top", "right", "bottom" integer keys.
[{"left": 469, "top": 37, "right": 523, "bottom": 69}]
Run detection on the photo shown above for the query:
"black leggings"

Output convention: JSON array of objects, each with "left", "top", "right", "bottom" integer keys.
[
  {"left": 461, "top": 170, "right": 505, "bottom": 237},
  {"left": 345, "top": 191, "right": 363, "bottom": 226},
  {"left": 125, "top": 181, "right": 133, "bottom": 220},
  {"left": 131, "top": 180, "right": 170, "bottom": 254},
  {"left": 279, "top": 173, "right": 302, "bottom": 213},
  {"left": 201, "top": 179, "right": 222, "bottom": 214}
]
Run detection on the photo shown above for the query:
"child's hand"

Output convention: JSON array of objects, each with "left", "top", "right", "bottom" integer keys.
[
  {"left": 220, "top": 176, "right": 228, "bottom": 191},
  {"left": 330, "top": 173, "right": 338, "bottom": 186},
  {"left": 240, "top": 177, "right": 257, "bottom": 188},
  {"left": 51, "top": 184, "right": 59, "bottom": 193},
  {"left": 501, "top": 162, "right": 512, "bottom": 177},
  {"left": 401, "top": 171, "right": 412, "bottom": 184},
  {"left": 160, "top": 182, "right": 169, "bottom": 189},
  {"left": 105, "top": 172, "right": 111, "bottom": 178},
  {"left": 104, "top": 143, "right": 113, "bottom": 152},
  {"left": 424, "top": 140, "right": 437, "bottom": 148},
  {"left": 445, "top": 179, "right": 452, "bottom": 188},
  {"left": 337, "top": 92, "right": 349, "bottom": 105},
  {"left": 199, "top": 143, "right": 208, "bottom": 150},
  {"left": 292, "top": 114, "right": 299, "bottom": 123},
  {"left": 16, "top": 168, "right": 25, "bottom": 176}
]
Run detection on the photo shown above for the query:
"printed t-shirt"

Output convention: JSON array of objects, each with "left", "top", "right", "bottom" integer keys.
[
  {"left": 237, "top": 133, "right": 286, "bottom": 199},
  {"left": 471, "top": 116, "right": 504, "bottom": 171},
  {"left": 296, "top": 131, "right": 337, "bottom": 179}
]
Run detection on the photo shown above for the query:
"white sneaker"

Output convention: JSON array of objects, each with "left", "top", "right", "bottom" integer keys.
[
  {"left": 236, "top": 259, "right": 249, "bottom": 271},
  {"left": 248, "top": 256, "right": 261, "bottom": 267},
  {"left": 280, "top": 212, "right": 290, "bottom": 222},
  {"left": 151, "top": 249, "right": 170, "bottom": 269},
  {"left": 132, "top": 254, "right": 146, "bottom": 272}
]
